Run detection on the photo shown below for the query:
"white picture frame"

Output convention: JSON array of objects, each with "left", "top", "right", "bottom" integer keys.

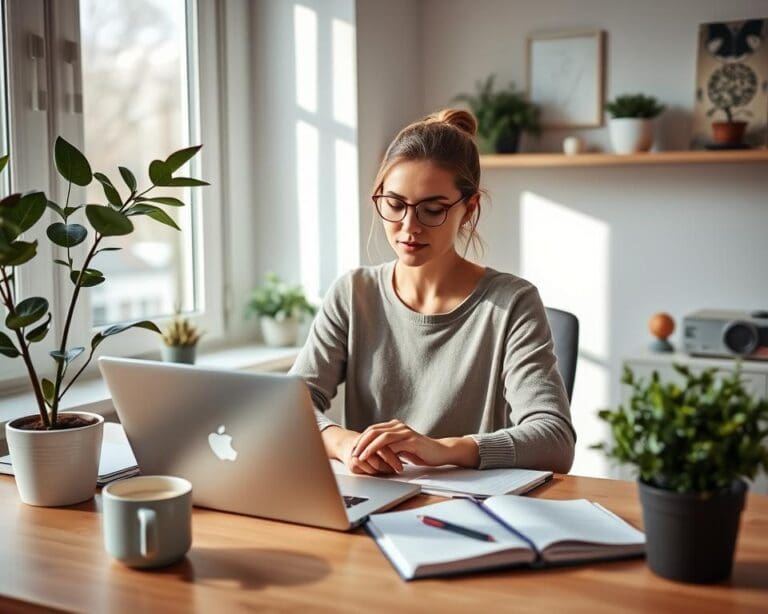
[{"left": 527, "top": 30, "right": 605, "bottom": 128}]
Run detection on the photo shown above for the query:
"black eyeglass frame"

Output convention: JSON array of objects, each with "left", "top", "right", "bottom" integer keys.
[{"left": 371, "top": 193, "right": 470, "bottom": 227}]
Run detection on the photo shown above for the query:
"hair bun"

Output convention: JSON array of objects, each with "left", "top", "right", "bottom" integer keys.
[{"left": 428, "top": 108, "right": 477, "bottom": 138}]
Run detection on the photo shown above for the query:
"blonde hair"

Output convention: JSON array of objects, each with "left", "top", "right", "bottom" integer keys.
[{"left": 369, "top": 108, "right": 486, "bottom": 258}]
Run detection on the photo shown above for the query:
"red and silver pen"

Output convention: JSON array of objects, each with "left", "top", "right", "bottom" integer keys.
[{"left": 417, "top": 515, "right": 496, "bottom": 542}]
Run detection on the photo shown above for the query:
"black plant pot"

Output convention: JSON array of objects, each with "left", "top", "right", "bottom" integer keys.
[
  {"left": 495, "top": 129, "right": 521, "bottom": 154},
  {"left": 637, "top": 479, "right": 747, "bottom": 584}
]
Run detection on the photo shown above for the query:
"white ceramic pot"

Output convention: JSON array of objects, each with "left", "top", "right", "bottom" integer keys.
[
  {"left": 5, "top": 411, "right": 104, "bottom": 507},
  {"left": 608, "top": 118, "right": 655, "bottom": 154},
  {"left": 260, "top": 316, "right": 298, "bottom": 347}
]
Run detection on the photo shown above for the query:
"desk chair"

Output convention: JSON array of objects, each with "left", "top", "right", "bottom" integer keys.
[{"left": 544, "top": 307, "right": 579, "bottom": 402}]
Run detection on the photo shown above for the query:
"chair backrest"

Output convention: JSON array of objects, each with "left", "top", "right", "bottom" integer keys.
[{"left": 544, "top": 307, "right": 579, "bottom": 402}]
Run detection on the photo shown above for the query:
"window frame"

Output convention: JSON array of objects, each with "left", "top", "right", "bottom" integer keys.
[{"left": 0, "top": 0, "right": 226, "bottom": 391}]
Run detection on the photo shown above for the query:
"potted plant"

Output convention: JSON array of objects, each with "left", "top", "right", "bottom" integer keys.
[
  {"left": 161, "top": 313, "right": 203, "bottom": 364},
  {"left": 246, "top": 274, "right": 316, "bottom": 347},
  {"left": 605, "top": 93, "right": 665, "bottom": 154},
  {"left": 454, "top": 75, "right": 541, "bottom": 154},
  {"left": 0, "top": 138, "right": 207, "bottom": 507},
  {"left": 706, "top": 63, "right": 757, "bottom": 146},
  {"left": 593, "top": 364, "right": 768, "bottom": 584}
]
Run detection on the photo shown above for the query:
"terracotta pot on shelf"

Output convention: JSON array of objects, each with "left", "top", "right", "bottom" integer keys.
[{"left": 711, "top": 121, "right": 747, "bottom": 145}]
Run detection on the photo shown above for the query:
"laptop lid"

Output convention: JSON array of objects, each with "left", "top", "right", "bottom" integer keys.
[{"left": 99, "top": 357, "right": 356, "bottom": 530}]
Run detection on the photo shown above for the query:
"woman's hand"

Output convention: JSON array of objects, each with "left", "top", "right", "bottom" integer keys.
[
  {"left": 322, "top": 426, "right": 404, "bottom": 475},
  {"left": 353, "top": 420, "right": 480, "bottom": 468}
]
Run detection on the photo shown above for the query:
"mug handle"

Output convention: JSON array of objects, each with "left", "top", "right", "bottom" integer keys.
[{"left": 137, "top": 508, "right": 158, "bottom": 559}]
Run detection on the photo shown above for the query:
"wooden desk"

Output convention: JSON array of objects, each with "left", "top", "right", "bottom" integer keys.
[{"left": 0, "top": 475, "right": 766, "bottom": 613}]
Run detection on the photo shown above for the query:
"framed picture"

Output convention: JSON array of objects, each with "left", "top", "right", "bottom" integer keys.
[
  {"left": 527, "top": 30, "right": 605, "bottom": 128},
  {"left": 691, "top": 18, "right": 768, "bottom": 149}
]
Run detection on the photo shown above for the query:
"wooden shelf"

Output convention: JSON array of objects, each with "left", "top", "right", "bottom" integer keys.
[{"left": 480, "top": 149, "right": 768, "bottom": 168}]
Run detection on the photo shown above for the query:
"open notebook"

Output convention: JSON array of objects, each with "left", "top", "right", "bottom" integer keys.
[
  {"left": 331, "top": 459, "right": 552, "bottom": 498},
  {"left": 367, "top": 495, "right": 645, "bottom": 580}
]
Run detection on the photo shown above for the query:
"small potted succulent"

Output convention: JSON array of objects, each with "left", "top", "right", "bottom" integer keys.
[
  {"left": 161, "top": 313, "right": 203, "bottom": 364},
  {"left": 246, "top": 274, "right": 316, "bottom": 347},
  {"left": 705, "top": 63, "right": 757, "bottom": 146},
  {"left": 593, "top": 364, "right": 768, "bottom": 584},
  {"left": 605, "top": 93, "right": 665, "bottom": 154},
  {"left": 0, "top": 138, "right": 206, "bottom": 507},
  {"left": 453, "top": 75, "right": 541, "bottom": 154}
]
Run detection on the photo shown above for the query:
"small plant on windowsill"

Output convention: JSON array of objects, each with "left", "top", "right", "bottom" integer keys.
[
  {"left": 161, "top": 312, "right": 203, "bottom": 365},
  {"left": 246, "top": 273, "right": 317, "bottom": 347},
  {"left": 0, "top": 138, "right": 208, "bottom": 507}
]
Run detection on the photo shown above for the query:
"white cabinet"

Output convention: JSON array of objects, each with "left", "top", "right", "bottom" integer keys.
[{"left": 623, "top": 351, "right": 768, "bottom": 495}]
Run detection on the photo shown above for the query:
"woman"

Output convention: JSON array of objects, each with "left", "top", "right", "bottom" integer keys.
[{"left": 290, "top": 109, "right": 576, "bottom": 475}]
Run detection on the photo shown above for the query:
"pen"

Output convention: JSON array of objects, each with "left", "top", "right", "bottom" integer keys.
[{"left": 417, "top": 515, "right": 496, "bottom": 542}]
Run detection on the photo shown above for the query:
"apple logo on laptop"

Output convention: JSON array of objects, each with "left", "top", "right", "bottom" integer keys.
[{"left": 208, "top": 425, "right": 238, "bottom": 461}]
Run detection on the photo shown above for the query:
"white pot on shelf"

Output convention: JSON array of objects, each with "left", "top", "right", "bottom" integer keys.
[
  {"left": 260, "top": 316, "right": 298, "bottom": 347},
  {"left": 5, "top": 411, "right": 104, "bottom": 507},
  {"left": 608, "top": 118, "right": 656, "bottom": 154}
]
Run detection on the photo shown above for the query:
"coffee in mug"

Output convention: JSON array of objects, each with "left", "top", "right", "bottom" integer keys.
[{"left": 102, "top": 475, "right": 192, "bottom": 568}]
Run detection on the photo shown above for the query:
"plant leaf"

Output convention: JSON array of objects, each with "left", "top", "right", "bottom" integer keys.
[
  {"left": 0, "top": 331, "right": 19, "bottom": 358},
  {"left": 47, "top": 200, "right": 65, "bottom": 219},
  {"left": 54, "top": 137, "right": 92, "bottom": 186},
  {"left": 53, "top": 258, "right": 71, "bottom": 269},
  {"left": 25, "top": 312, "right": 51, "bottom": 343},
  {"left": 0, "top": 240, "right": 37, "bottom": 267},
  {"left": 46, "top": 222, "right": 87, "bottom": 247},
  {"left": 85, "top": 205, "right": 133, "bottom": 236},
  {"left": 93, "top": 173, "right": 122, "bottom": 209},
  {"left": 70, "top": 268, "right": 105, "bottom": 287},
  {"left": 118, "top": 166, "right": 137, "bottom": 192},
  {"left": 164, "top": 145, "right": 202, "bottom": 174},
  {"left": 1, "top": 191, "right": 47, "bottom": 238},
  {"left": 136, "top": 196, "right": 185, "bottom": 207},
  {"left": 41, "top": 378, "right": 55, "bottom": 404},
  {"left": 0, "top": 193, "right": 21, "bottom": 209},
  {"left": 126, "top": 204, "right": 180, "bottom": 230},
  {"left": 149, "top": 160, "right": 171, "bottom": 186},
  {"left": 94, "top": 247, "right": 121, "bottom": 255},
  {"left": 165, "top": 177, "right": 209, "bottom": 187},
  {"left": 5, "top": 296, "right": 48, "bottom": 330},
  {"left": 91, "top": 320, "right": 161, "bottom": 350},
  {"left": 64, "top": 205, "right": 83, "bottom": 218},
  {"left": 49, "top": 346, "right": 85, "bottom": 366},
  {"left": 0, "top": 155, "right": 8, "bottom": 175}
]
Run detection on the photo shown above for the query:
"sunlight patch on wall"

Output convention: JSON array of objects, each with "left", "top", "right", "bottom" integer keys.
[
  {"left": 335, "top": 138, "right": 359, "bottom": 274},
  {"left": 331, "top": 18, "right": 357, "bottom": 129},
  {"left": 520, "top": 191, "right": 612, "bottom": 477}
]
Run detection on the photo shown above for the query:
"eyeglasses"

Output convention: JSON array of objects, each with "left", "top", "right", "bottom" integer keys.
[{"left": 372, "top": 194, "right": 467, "bottom": 227}]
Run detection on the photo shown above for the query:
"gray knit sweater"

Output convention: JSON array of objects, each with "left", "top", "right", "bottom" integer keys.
[{"left": 289, "top": 261, "right": 576, "bottom": 473}]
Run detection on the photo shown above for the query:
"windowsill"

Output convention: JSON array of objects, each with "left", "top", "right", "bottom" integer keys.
[{"left": 0, "top": 344, "right": 301, "bottom": 435}]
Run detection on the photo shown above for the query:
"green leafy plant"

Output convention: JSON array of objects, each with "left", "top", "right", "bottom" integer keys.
[
  {"left": 605, "top": 94, "right": 665, "bottom": 119},
  {"left": 453, "top": 75, "right": 541, "bottom": 152},
  {"left": 592, "top": 364, "right": 768, "bottom": 494},
  {"left": 161, "top": 314, "right": 202, "bottom": 347},
  {"left": 0, "top": 138, "right": 207, "bottom": 428},
  {"left": 706, "top": 63, "right": 757, "bottom": 123},
  {"left": 246, "top": 274, "right": 316, "bottom": 322}
]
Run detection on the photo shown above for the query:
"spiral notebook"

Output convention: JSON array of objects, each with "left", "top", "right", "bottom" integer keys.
[{"left": 366, "top": 495, "right": 645, "bottom": 580}]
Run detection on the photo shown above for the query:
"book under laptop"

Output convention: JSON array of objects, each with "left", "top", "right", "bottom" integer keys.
[{"left": 98, "top": 357, "right": 419, "bottom": 530}]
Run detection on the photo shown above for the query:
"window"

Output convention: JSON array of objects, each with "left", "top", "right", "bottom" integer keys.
[{"left": 0, "top": 0, "right": 224, "bottom": 388}]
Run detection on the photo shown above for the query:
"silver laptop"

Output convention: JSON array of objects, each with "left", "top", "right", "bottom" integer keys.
[{"left": 98, "top": 357, "right": 419, "bottom": 530}]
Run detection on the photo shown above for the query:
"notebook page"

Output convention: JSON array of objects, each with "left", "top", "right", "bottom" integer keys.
[
  {"left": 484, "top": 496, "right": 645, "bottom": 552},
  {"left": 331, "top": 459, "right": 550, "bottom": 497},
  {"left": 367, "top": 498, "right": 533, "bottom": 577}
]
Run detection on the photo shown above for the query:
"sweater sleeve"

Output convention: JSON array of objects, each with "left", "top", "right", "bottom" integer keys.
[
  {"left": 288, "top": 273, "right": 350, "bottom": 431},
  {"left": 469, "top": 284, "right": 577, "bottom": 473}
]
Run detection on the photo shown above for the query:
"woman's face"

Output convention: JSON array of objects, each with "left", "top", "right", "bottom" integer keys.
[{"left": 378, "top": 160, "right": 476, "bottom": 268}]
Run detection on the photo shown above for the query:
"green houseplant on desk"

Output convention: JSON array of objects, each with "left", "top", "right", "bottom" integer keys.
[
  {"left": 593, "top": 364, "right": 768, "bottom": 583},
  {"left": 0, "top": 139, "right": 207, "bottom": 507}
]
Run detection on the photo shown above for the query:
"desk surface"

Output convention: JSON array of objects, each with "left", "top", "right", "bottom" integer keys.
[{"left": 0, "top": 474, "right": 766, "bottom": 613}]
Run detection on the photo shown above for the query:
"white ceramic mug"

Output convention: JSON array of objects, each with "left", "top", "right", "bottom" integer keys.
[{"left": 102, "top": 475, "right": 192, "bottom": 568}]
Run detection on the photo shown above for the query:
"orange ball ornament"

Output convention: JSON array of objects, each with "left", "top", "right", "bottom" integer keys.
[{"left": 649, "top": 313, "right": 675, "bottom": 340}]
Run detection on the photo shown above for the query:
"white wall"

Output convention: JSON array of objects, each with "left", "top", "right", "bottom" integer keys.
[{"left": 419, "top": 0, "right": 768, "bottom": 477}]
